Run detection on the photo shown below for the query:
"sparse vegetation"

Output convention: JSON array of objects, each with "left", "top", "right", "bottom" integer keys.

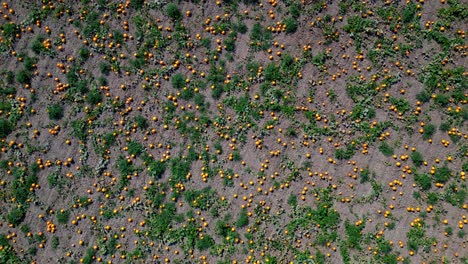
[{"left": 0, "top": 1, "right": 465, "bottom": 263}]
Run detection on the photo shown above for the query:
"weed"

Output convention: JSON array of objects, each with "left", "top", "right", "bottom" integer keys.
[
  {"left": 99, "top": 62, "right": 111, "bottom": 75},
  {"left": 196, "top": 234, "right": 215, "bottom": 251},
  {"left": 16, "top": 70, "right": 32, "bottom": 84},
  {"left": 133, "top": 115, "right": 149, "bottom": 129},
  {"left": 422, "top": 124, "right": 436, "bottom": 140},
  {"left": 78, "top": 46, "right": 90, "bottom": 61},
  {"left": 250, "top": 22, "right": 272, "bottom": 50},
  {"left": 414, "top": 173, "right": 432, "bottom": 191},
  {"left": 410, "top": 151, "right": 424, "bottom": 167},
  {"left": 165, "top": 3, "right": 182, "bottom": 21},
  {"left": 434, "top": 166, "right": 451, "bottom": 184},
  {"left": 284, "top": 17, "right": 298, "bottom": 34},
  {"left": 171, "top": 73, "right": 185, "bottom": 89},
  {"left": 0, "top": 118, "right": 13, "bottom": 138},
  {"left": 6, "top": 207, "right": 26, "bottom": 226},
  {"left": 47, "top": 104, "right": 64, "bottom": 120},
  {"left": 56, "top": 210, "right": 70, "bottom": 224},
  {"left": 235, "top": 209, "right": 249, "bottom": 228},
  {"left": 344, "top": 219, "right": 364, "bottom": 249},
  {"left": 379, "top": 141, "right": 394, "bottom": 157}
]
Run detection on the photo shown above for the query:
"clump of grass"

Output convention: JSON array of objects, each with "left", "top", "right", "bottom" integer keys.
[
  {"left": 99, "top": 62, "right": 111, "bottom": 75},
  {"left": 47, "top": 104, "right": 64, "bottom": 120},
  {"left": 284, "top": 17, "right": 298, "bottom": 34},
  {"left": 86, "top": 88, "right": 102, "bottom": 105},
  {"left": 130, "top": 0, "right": 144, "bottom": 10},
  {"left": 78, "top": 46, "right": 90, "bottom": 61},
  {"left": 335, "top": 146, "right": 355, "bottom": 160},
  {"left": 434, "top": 166, "right": 451, "bottom": 183},
  {"left": 410, "top": 151, "right": 424, "bottom": 167},
  {"left": 6, "top": 207, "right": 26, "bottom": 226},
  {"left": 422, "top": 123, "right": 436, "bottom": 140},
  {"left": 378, "top": 141, "right": 394, "bottom": 157},
  {"left": 133, "top": 115, "right": 148, "bottom": 129},
  {"left": 56, "top": 210, "right": 70, "bottom": 224},
  {"left": 0, "top": 119, "right": 13, "bottom": 138},
  {"left": 165, "top": 3, "right": 182, "bottom": 21},
  {"left": 16, "top": 70, "right": 32, "bottom": 84},
  {"left": 235, "top": 209, "right": 249, "bottom": 228},
  {"left": 414, "top": 173, "right": 431, "bottom": 190},
  {"left": 171, "top": 73, "right": 185, "bottom": 89},
  {"left": 195, "top": 235, "right": 215, "bottom": 251},
  {"left": 416, "top": 91, "right": 431, "bottom": 103},
  {"left": 250, "top": 22, "right": 272, "bottom": 50}
]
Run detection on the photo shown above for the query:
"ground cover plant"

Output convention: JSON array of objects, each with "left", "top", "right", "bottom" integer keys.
[{"left": 0, "top": 0, "right": 467, "bottom": 263}]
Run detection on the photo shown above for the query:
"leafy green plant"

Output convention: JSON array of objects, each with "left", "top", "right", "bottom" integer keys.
[
  {"left": 287, "top": 194, "right": 298, "bottom": 207},
  {"left": 284, "top": 17, "right": 298, "bottom": 34},
  {"left": 434, "top": 94, "right": 450, "bottom": 106},
  {"left": 127, "top": 141, "right": 143, "bottom": 156},
  {"left": 56, "top": 210, "right": 70, "bottom": 224},
  {"left": 82, "top": 247, "right": 94, "bottom": 264},
  {"left": 170, "top": 157, "right": 192, "bottom": 186},
  {"left": 236, "top": 209, "right": 249, "bottom": 228},
  {"left": 0, "top": 118, "right": 13, "bottom": 138},
  {"left": 344, "top": 219, "right": 364, "bottom": 249},
  {"left": 335, "top": 146, "right": 355, "bottom": 160},
  {"left": 51, "top": 236, "right": 59, "bottom": 249},
  {"left": 165, "top": 3, "right": 182, "bottom": 21},
  {"left": 458, "top": 230, "right": 466, "bottom": 238},
  {"left": 235, "top": 21, "right": 248, "bottom": 34},
  {"left": 147, "top": 160, "right": 166, "bottom": 179},
  {"left": 343, "top": 16, "right": 375, "bottom": 50},
  {"left": 232, "top": 150, "right": 242, "bottom": 161},
  {"left": 1, "top": 22, "right": 19, "bottom": 41},
  {"left": 184, "top": 187, "right": 217, "bottom": 211},
  {"left": 130, "top": 0, "right": 144, "bottom": 10},
  {"left": 388, "top": 97, "right": 411, "bottom": 113},
  {"left": 99, "top": 62, "right": 111, "bottom": 75},
  {"left": 422, "top": 124, "right": 436, "bottom": 140},
  {"left": 406, "top": 222, "right": 435, "bottom": 253},
  {"left": 16, "top": 70, "right": 32, "bottom": 84},
  {"left": 359, "top": 167, "right": 370, "bottom": 183},
  {"left": 289, "top": 2, "right": 301, "bottom": 19},
  {"left": 23, "top": 56, "right": 38, "bottom": 71},
  {"left": 410, "top": 151, "right": 424, "bottom": 167},
  {"left": 312, "top": 52, "right": 329, "bottom": 67},
  {"left": 78, "top": 46, "right": 90, "bottom": 61},
  {"left": 30, "top": 34, "right": 46, "bottom": 54},
  {"left": 6, "top": 207, "right": 26, "bottom": 226},
  {"left": 47, "top": 104, "right": 64, "bottom": 120},
  {"left": 444, "top": 226, "right": 453, "bottom": 236},
  {"left": 133, "top": 115, "right": 149, "bottom": 129},
  {"left": 434, "top": 166, "right": 451, "bottom": 183},
  {"left": 439, "top": 121, "right": 451, "bottom": 132},
  {"left": 414, "top": 173, "right": 431, "bottom": 190},
  {"left": 250, "top": 22, "right": 271, "bottom": 50},
  {"left": 416, "top": 90, "right": 431, "bottom": 102},
  {"left": 264, "top": 63, "right": 280, "bottom": 82},
  {"left": 86, "top": 88, "right": 102, "bottom": 105},
  {"left": 47, "top": 172, "right": 60, "bottom": 188},
  {"left": 196, "top": 234, "right": 215, "bottom": 251},
  {"left": 402, "top": 2, "right": 417, "bottom": 23},
  {"left": 171, "top": 73, "right": 185, "bottom": 89},
  {"left": 379, "top": 141, "right": 394, "bottom": 157}
]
